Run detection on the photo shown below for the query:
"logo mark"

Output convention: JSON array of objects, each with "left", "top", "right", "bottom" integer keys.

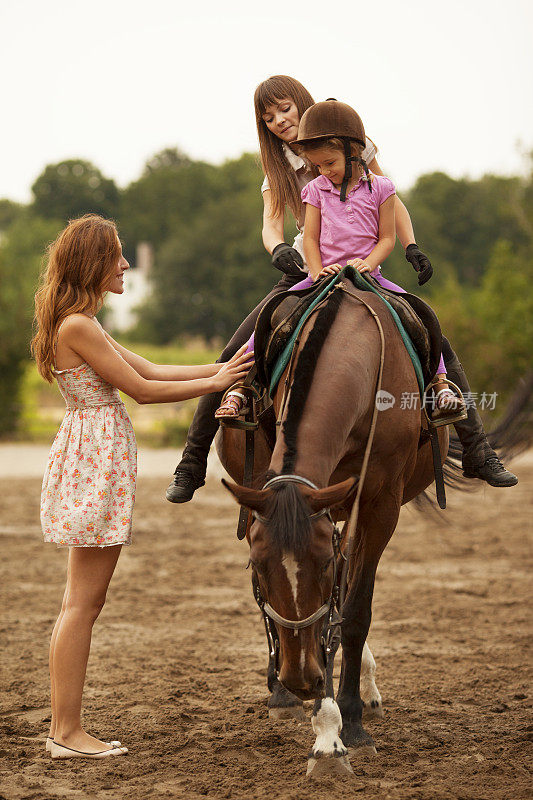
[{"left": 375, "top": 390, "right": 396, "bottom": 411}]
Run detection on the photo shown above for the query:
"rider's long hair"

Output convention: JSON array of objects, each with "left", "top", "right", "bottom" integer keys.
[
  {"left": 31, "top": 214, "right": 120, "bottom": 382},
  {"left": 254, "top": 75, "right": 315, "bottom": 221}
]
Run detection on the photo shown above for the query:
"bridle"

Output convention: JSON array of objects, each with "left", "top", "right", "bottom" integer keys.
[{"left": 250, "top": 474, "right": 344, "bottom": 674}]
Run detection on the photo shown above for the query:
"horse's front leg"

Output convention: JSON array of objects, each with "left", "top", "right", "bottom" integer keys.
[
  {"left": 337, "top": 568, "right": 379, "bottom": 756},
  {"left": 307, "top": 622, "right": 353, "bottom": 777},
  {"left": 361, "top": 641, "right": 383, "bottom": 719},
  {"left": 338, "top": 502, "right": 400, "bottom": 754}
]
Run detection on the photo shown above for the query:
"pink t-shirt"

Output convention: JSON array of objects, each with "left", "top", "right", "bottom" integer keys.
[{"left": 301, "top": 173, "right": 395, "bottom": 270}]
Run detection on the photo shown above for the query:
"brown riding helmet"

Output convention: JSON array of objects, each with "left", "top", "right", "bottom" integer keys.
[
  {"left": 294, "top": 100, "right": 370, "bottom": 201},
  {"left": 294, "top": 100, "right": 366, "bottom": 149}
]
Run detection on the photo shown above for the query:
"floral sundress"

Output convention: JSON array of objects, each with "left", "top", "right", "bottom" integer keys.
[{"left": 41, "top": 362, "right": 137, "bottom": 547}]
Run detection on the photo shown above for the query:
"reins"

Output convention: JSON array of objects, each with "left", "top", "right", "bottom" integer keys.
[
  {"left": 249, "top": 284, "right": 387, "bottom": 675},
  {"left": 337, "top": 287, "right": 386, "bottom": 608}
]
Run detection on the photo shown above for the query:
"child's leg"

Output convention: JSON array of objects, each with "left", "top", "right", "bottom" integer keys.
[
  {"left": 216, "top": 274, "right": 314, "bottom": 418},
  {"left": 371, "top": 273, "right": 407, "bottom": 294},
  {"left": 373, "top": 272, "right": 450, "bottom": 378},
  {"left": 372, "top": 272, "right": 466, "bottom": 417}
]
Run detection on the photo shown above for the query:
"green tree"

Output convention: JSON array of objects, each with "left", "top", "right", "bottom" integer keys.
[
  {"left": 399, "top": 171, "right": 530, "bottom": 287},
  {"left": 119, "top": 149, "right": 221, "bottom": 259},
  {"left": 134, "top": 153, "right": 269, "bottom": 342},
  {"left": 31, "top": 159, "right": 120, "bottom": 223},
  {"left": 0, "top": 199, "right": 24, "bottom": 231},
  {"left": 473, "top": 240, "right": 533, "bottom": 393},
  {"left": 0, "top": 214, "right": 61, "bottom": 435}
]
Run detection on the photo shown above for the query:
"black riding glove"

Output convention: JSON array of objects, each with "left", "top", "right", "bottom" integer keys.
[
  {"left": 271, "top": 243, "right": 306, "bottom": 277},
  {"left": 405, "top": 243, "right": 433, "bottom": 286}
]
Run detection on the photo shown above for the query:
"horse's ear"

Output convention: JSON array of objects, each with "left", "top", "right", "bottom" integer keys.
[
  {"left": 221, "top": 479, "right": 270, "bottom": 514},
  {"left": 305, "top": 477, "right": 358, "bottom": 513}
]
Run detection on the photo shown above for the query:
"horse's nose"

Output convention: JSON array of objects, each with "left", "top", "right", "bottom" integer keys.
[{"left": 279, "top": 661, "right": 326, "bottom": 699}]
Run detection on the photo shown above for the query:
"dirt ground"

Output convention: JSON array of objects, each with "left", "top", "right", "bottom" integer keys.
[{"left": 0, "top": 455, "right": 531, "bottom": 800}]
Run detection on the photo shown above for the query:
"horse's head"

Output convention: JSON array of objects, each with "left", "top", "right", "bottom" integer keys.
[{"left": 223, "top": 475, "right": 356, "bottom": 700}]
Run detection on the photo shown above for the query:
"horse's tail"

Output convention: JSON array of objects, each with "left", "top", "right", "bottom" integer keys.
[{"left": 415, "top": 370, "right": 533, "bottom": 510}]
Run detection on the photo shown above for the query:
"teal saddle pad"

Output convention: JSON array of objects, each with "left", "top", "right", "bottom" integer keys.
[{"left": 268, "top": 267, "right": 425, "bottom": 397}]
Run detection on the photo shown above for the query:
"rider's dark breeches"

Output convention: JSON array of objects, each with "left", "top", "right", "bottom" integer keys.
[
  {"left": 441, "top": 336, "right": 496, "bottom": 467},
  {"left": 175, "top": 274, "right": 301, "bottom": 477}
]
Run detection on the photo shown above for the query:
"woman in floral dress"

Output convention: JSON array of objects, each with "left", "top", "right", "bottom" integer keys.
[{"left": 31, "top": 214, "right": 252, "bottom": 759}]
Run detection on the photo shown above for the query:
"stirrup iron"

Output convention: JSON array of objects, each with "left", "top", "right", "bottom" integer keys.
[{"left": 423, "top": 378, "right": 468, "bottom": 429}]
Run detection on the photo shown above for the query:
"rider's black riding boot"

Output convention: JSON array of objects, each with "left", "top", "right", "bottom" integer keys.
[
  {"left": 165, "top": 273, "right": 302, "bottom": 503},
  {"left": 165, "top": 390, "right": 223, "bottom": 503},
  {"left": 442, "top": 338, "right": 518, "bottom": 487}
]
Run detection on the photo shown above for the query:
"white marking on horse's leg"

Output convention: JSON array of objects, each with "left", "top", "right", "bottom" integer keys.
[
  {"left": 360, "top": 642, "right": 383, "bottom": 719},
  {"left": 306, "top": 698, "right": 353, "bottom": 777}
]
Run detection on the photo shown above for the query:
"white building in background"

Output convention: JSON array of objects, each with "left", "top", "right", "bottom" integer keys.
[{"left": 105, "top": 242, "right": 153, "bottom": 332}]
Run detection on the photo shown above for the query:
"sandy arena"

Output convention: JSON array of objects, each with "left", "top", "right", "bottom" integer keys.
[{"left": 0, "top": 449, "right": 531, "bottom": 800}]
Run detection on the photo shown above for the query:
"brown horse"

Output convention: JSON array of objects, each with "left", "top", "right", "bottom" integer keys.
[{"left": 217, "top": 283, "right": 448, "bottom": 772}]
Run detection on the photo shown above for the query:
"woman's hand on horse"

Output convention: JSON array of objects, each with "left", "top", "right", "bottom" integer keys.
[
  {"left": 213, "top": 345, "right": 254, "bottom": 391},
  {"left": 347, "top": 258, "right": 372, "bottom": 273},
  {"left": 314, "top": 263, "right": 343, "bottom": 281}
]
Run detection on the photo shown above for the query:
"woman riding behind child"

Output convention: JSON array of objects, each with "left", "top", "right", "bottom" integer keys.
[
  {"left": 215, "top": 100, "right": 466, "bottom": 423},
  {"left": 166, "top": 76, "right": 516, "bottom": 503}
]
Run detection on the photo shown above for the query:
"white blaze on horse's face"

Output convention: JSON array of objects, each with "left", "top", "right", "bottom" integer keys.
[
  {"left": 281, "top": 552, "right": 306, "bottom": 674},
  {"left": 281, "top": 552, "right": 300, "bottom": 615}
]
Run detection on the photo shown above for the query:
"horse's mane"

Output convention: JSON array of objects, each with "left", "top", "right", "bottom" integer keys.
[
  {"left": 264, "top": 289, "right": 344, "bottom": 554},
  {"left": 281, "top": 290, "right": 344, "bottom": 474}
]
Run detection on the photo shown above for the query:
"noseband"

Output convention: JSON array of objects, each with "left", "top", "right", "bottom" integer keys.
[{"left": 250, "top": 474, "right": 343, "bottom": 673}]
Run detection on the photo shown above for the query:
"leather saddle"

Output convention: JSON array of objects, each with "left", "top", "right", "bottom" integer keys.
[{"left": 254, "top": 268, "right": 442, "bottom": 392}]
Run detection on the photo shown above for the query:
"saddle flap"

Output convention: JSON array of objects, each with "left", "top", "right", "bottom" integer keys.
[{"left": 255, "top": 276, "right": 334, "bottom": 389}]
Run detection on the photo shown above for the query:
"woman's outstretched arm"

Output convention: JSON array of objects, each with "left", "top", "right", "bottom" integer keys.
[
  {"left": 261, "top": 189, "right": 285, "bottom": 254},
  {"left": 61, "top": 316, "right": 253, "bottom": 404},
  {"left": 100, "top": 326, "right": 220, "bottom": 381},
  {"left": 368, "top": 158, "right": 415, "bottom": 249}
]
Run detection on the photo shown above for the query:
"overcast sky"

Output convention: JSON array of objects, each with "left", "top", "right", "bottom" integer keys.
[{"left": 2, "top": 0, "right": 532, "bottom": 202}]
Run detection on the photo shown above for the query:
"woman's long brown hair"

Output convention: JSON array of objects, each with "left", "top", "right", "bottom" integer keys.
[
  {"left": 31, "top": 214, "right": 120, "bottom": 382},
  {"left": 254, "top": 75, "right": 315, "bottom": 221}
]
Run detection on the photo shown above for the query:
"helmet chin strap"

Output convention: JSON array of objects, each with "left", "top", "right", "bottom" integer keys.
[{"left": 340, "top": 138, "right": 372, "bottom": 201}]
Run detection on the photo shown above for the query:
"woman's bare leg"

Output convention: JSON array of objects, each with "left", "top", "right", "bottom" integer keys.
[
  {"left": 48, "top": 583, "right": 68, "bottom": 739},
  {"left": 51, "top": 545, "right": 122, "bottom": 753}
]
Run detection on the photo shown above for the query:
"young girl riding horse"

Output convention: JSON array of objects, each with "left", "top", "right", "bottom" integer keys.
[
  {"left": 166, "top": 76, "right": 516, "bottom": 503},
  {"left": 215, "top": 100, "right": 465, "bottom": 423}
]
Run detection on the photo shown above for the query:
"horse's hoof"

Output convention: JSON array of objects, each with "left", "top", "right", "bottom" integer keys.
[
  {"left": 268, "top": 705, "right": 307, "bottom": 722},
  {"left": 362, "top": 699, "right": 384, "bottom": 720},
  {"left": 306, "top": 754, "right": 353, "bottom": 778},
  {"left": 307, "top": 698, "right": 351, "bottom": 776}
]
